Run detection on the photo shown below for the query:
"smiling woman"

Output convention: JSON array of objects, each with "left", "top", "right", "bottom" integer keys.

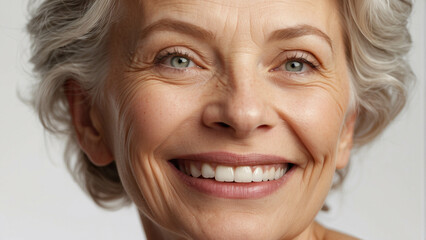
[{"left": 26, "top": 0, "right": 413, "bottom": 239}]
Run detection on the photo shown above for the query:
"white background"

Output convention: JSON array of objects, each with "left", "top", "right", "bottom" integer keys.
[{"left": 0, "top": 1, "right": 424, "bottom": 239}]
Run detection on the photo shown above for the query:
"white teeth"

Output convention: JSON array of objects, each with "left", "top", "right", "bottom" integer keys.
[
  {"left": 252, "top": 167, "right": 263, "bottom": 182},
  {"left": 201, "top": 163, "right": 215, "bottom": 178},
  {"left": 190, "top": 163, "right": 201, "bottom": 178},
  {"left": 267, "top": 167, "right": 275, "bottom": 181},
  {"left": 215, "top": 166, "right": 234, "bottom": 182},
  {"left": 274, "top": 167, "right": 281, "bottom": 180},
  {"left": 180, "top": 161, "right": 291, "bottom": 182},
  {"left": 262, "top": 169, "right": 270, "bottom": 181},
  {"left": 234, "top": 166, "right": 253, "bottom": 183}
]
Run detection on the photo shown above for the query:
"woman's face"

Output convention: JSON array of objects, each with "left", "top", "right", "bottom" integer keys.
[{"left": 101, "top": 0, "right": 354, "bottom": 239}]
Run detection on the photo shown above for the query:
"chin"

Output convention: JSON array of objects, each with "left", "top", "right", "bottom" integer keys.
[{"left": 177, "top": 214, "right": 287, "bottom": 240}]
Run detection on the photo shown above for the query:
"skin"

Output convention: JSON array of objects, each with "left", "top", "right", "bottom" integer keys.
[{"left": 66, "top": 0, "right": 359, "bottom": 239}]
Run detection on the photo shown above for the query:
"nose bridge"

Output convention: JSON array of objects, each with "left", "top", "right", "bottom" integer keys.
[
  {"left": 225, "top": 50, "right": 259, "bottom": 90},
  {"left": 227, "top": 58, "right": 261, "bottom": 118},
  {"left": 202, "top": 54, "right": 274, "bottom": 138}
]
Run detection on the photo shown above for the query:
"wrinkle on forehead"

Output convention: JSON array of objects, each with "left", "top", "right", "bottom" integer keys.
[{"left": 125, "top": 0, "right": 341, "bottom": 49}]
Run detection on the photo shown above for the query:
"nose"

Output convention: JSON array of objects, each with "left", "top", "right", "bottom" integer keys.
[{"left": 202, "top": 78, "right": 276, "bottom": 139}]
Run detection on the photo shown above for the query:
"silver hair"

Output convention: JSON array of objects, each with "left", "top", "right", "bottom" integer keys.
[{"left": 27, "top": 0, "right": 414, "bottom": 209}]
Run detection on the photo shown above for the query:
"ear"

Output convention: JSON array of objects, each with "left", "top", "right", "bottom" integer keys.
[
  {"left": 64, "top": 80, "right": 113, "bottom": 166},
  {"left": 336, "top": 111, "right": 357, "bottom": 169}
]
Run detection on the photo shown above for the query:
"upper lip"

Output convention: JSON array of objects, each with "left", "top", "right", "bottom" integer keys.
[{"left": 171, "top": 152, "right": 292, "bottom": 166}]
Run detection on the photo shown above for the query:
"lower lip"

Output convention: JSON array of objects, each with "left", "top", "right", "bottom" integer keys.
[{"left": 169, "top": 162, "right": 295, "bottom": 199}]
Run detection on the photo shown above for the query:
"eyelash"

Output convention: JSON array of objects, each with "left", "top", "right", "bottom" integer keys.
[
  {"left": 280, "top": 52, "right": 320, "bottom": 72},
  {"left": 153, "top": 49, "right": 320, "bottom": 74},
  {"left": 154, "top": 48, "right": 195, "bottom": 70}
]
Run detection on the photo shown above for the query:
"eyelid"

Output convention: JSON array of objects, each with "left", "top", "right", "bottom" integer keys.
[
  {"left": 153, "top": 46, "right": 206, "bottom": 69},
  {"left": 155, "top": 48, "right": 192, "bottom": 64},
  {"left": 285, "top": 51, "right": 319, "bottom": 67},
  {"left": 271, "top": 50, "right": 322, "bottom": 74}
]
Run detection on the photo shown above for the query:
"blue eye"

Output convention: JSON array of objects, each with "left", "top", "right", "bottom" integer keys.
[
  {"left": 285, "top": 60, "right": 305, "bottom": 72},
  {"left": 170, "top": 56, "right": 193, "bottom": 68},
  {"left": 155, "top": 49, "right": 197, "bottom": 69}
]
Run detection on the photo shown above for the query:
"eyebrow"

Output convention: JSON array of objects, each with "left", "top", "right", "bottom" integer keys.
[
  {"left": 268, "top": 25, "right": 333, "bottom": 51},
  {"left": 139, "top": 18, "right": 215, "bottom": 41},
  {"left": 138, "top": 19, "right": 332, "bottom": 50}
]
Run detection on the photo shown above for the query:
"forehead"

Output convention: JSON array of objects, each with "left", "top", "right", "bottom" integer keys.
[{"left": 122, "top": 0, "right": 342, "bottom": 45}]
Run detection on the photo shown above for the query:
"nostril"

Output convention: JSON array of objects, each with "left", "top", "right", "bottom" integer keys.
[
  {"left": 215, "top": 122, "right": 231, "bottom": 128},
  {"left": 258, "top": 124, "right": 270, "bottom": 130}
]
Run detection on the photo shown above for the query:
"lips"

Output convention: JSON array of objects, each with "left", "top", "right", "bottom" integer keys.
[{"left": 169, "top": 152, "right": 295, "bottom": 199}]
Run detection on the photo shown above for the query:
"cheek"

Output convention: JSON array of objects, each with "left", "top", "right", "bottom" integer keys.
[
  {"left": 125, "top": 85, "right": 197, "bottom": 152},
  {"left": 110, "top": 82, "right": 203, "bottom": 216},
  {"left": 132, "top": 92, "right": 179, "bottom": 148},
  {"left": 279, "top": 86, "right": 347, "bottom": 163}
]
